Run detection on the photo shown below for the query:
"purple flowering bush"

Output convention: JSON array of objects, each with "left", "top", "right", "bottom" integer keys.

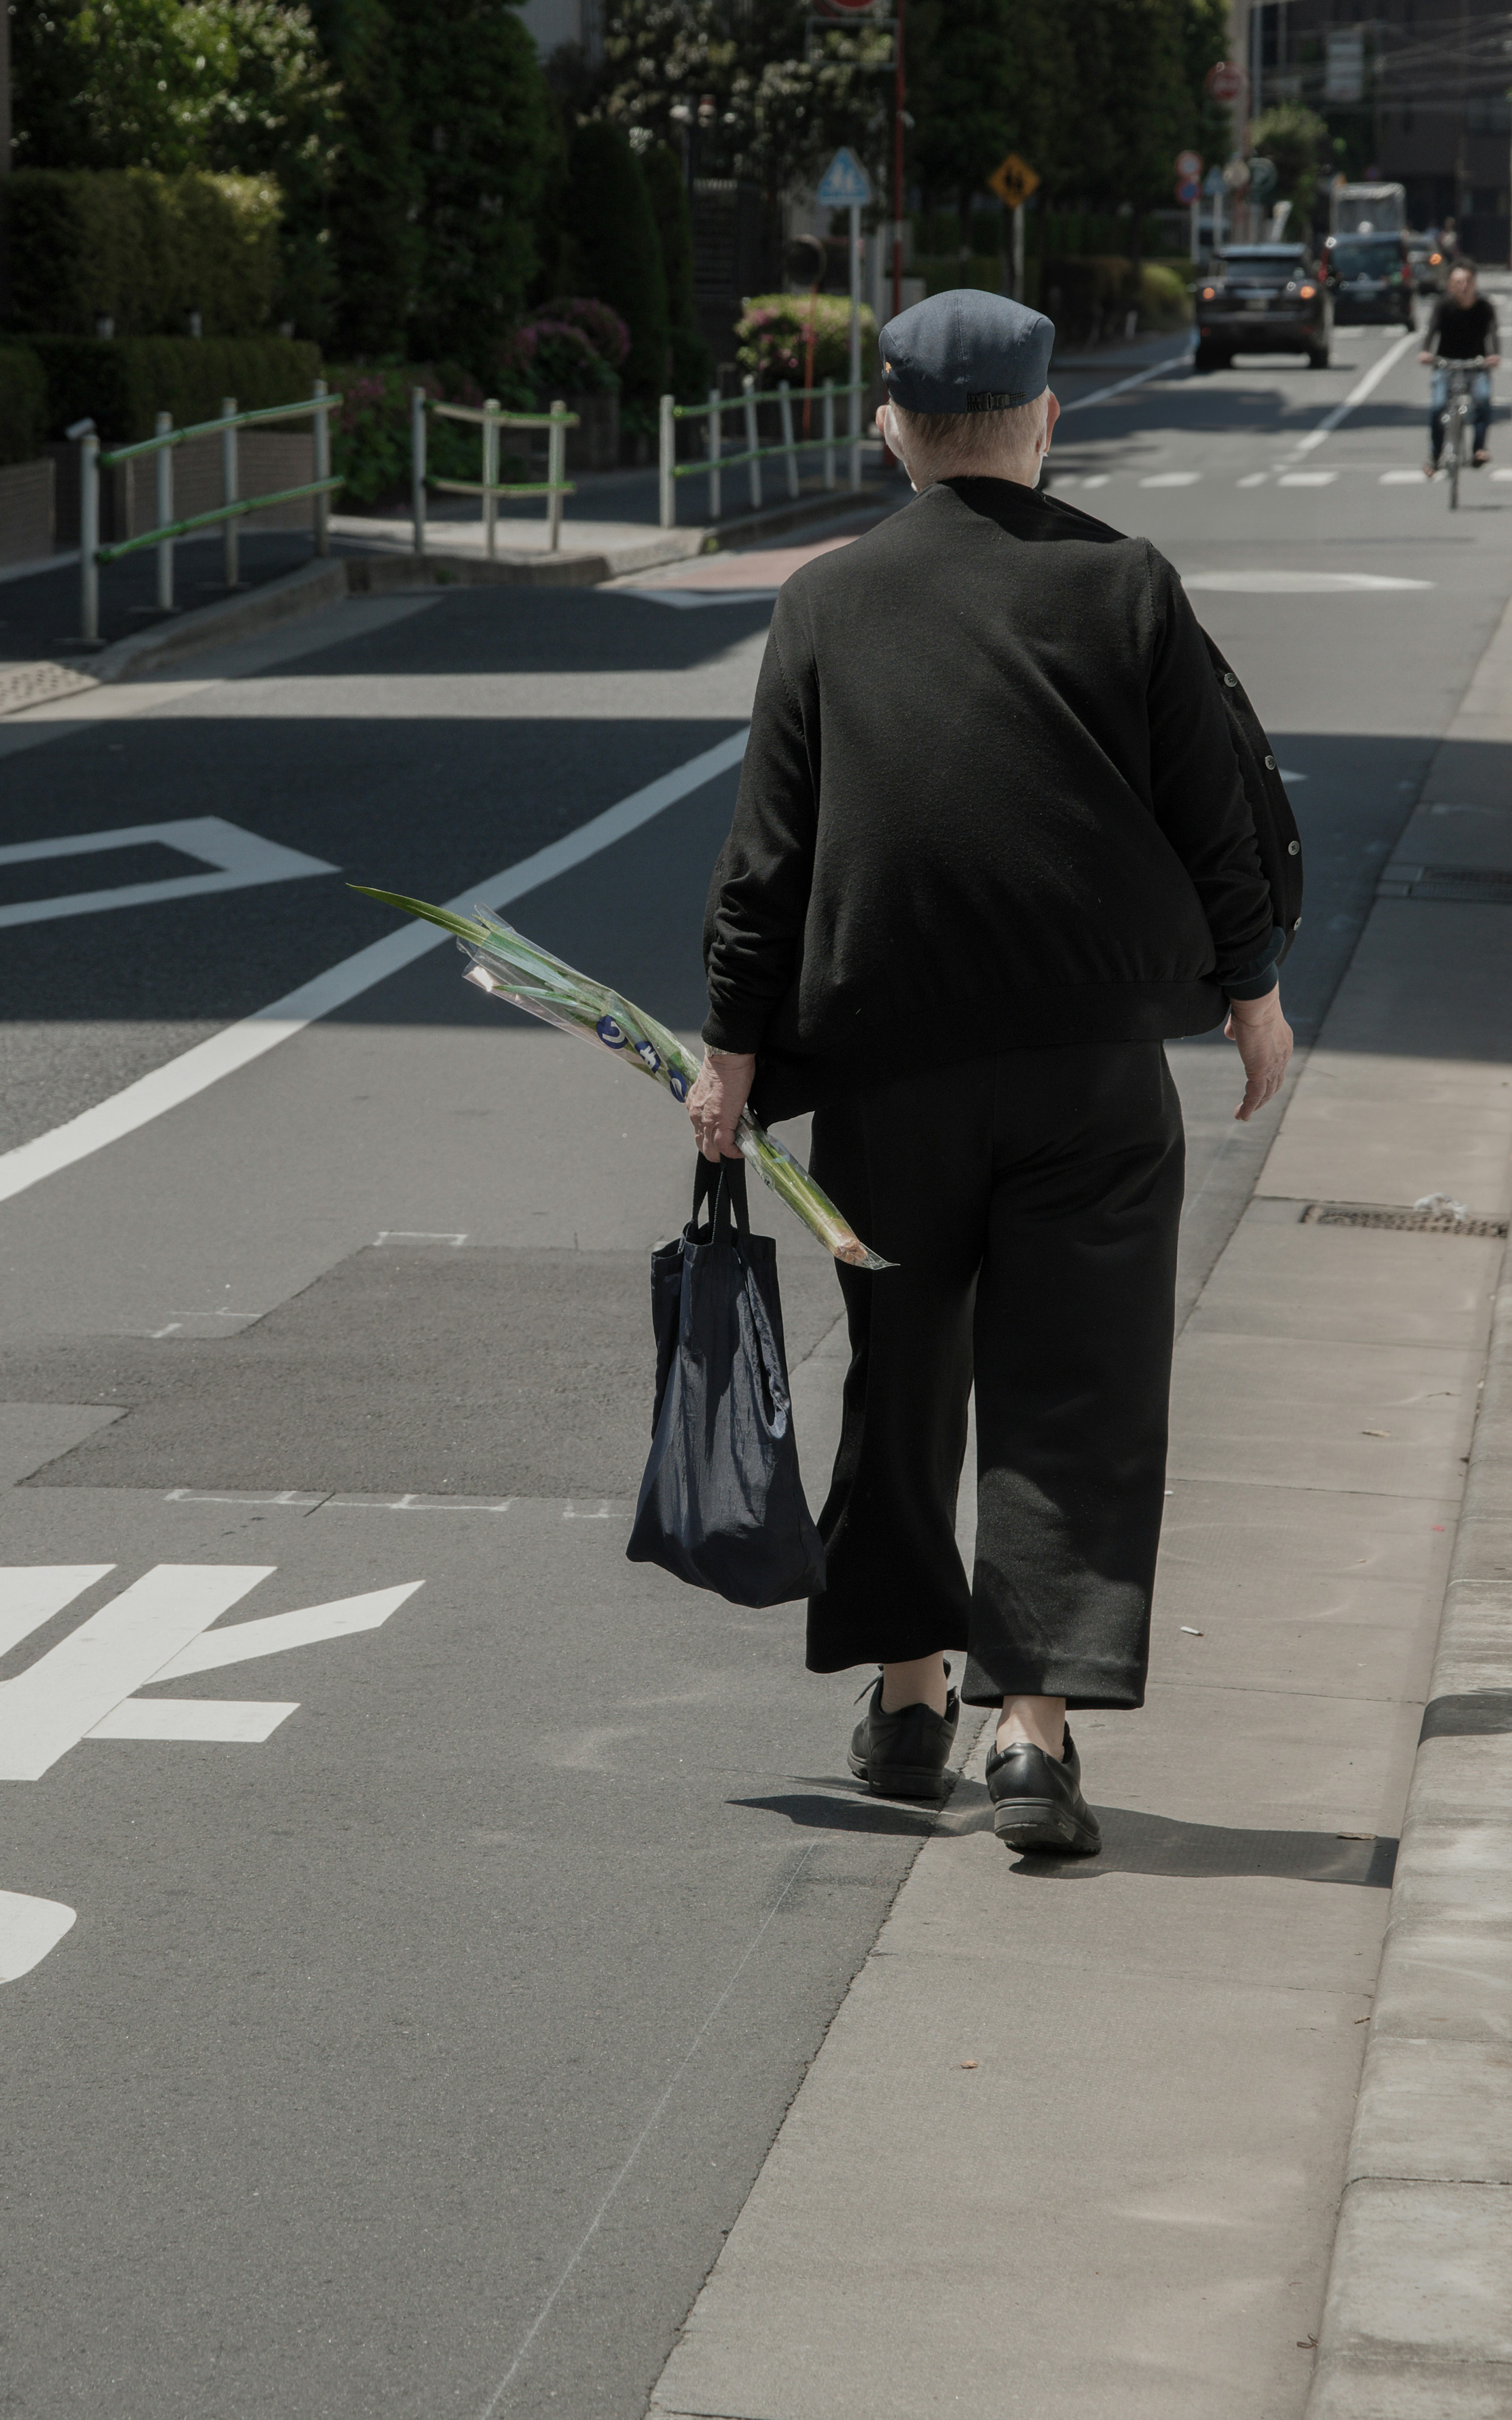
[
  {"left": 735, "top": 295, "right": 877, "bottom": 388},
  {"left": 328, "top": 362, "right": 490, "bottom": 507},
  {"left": 499, "top": 297, "right": 630, "bottom": 401}
]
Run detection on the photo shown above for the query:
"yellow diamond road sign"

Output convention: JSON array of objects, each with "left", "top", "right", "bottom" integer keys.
[{"left": 988, "top": 153, "right": 1040, "bottom": 210}]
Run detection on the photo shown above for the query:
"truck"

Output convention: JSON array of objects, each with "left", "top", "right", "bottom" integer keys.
[{"left": 1330, "top": 181, "right": 1407, "bottom": 236}]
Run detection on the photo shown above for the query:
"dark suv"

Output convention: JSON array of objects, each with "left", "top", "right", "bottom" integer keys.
[
  {"left": 1325, "top": 232, "right": 1415, "bottom": 327},
  {"left": 1194, "top": 245, "right": 1330, "bottom": 372}
]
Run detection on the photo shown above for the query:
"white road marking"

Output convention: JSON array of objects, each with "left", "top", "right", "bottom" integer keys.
[
  {"left": 1278, "top": 471, "right": 1336, "bottom": 486},
  {"left": 0, "top": 1567, "right": 424, "bottom": 1778},
  {"left": 1236, "top": 472, "right": 1269, "bottom": 487},
  {"left": 0, "top": 729, "right": 750, "bottom": 1210},
  {"left": 0, "top": 1564, "right": 271, "bottom": 1779},
  {"left": 88, "top": 1698, "right": 298, "bottom": 1743},
  {"left": 1059, "top": 348, "right": 1192, "bottom": 414},
  {"left": 0, "top": 1565, "right": 113, "bottom": 1660},
  {"left": 627, "top": 590, "right": 778, "bottom": 611},
  {"left": 1079, "top": 473, "right": 1111, "bottom": 488},
  {"left": 1182, "top": 570, "right": 1432, "bottom": 593},
  {"left": 154, "top": 1584, "right": 424, "bottom": 1677},
  {"left": 1139, "top": 471, "right": 1202, "bottom": 487},
  {"left": 1493, "top": 468, "right": 1512, "bottom": 482},
  {"left": 0, "top": 1891, "right": 76, "bottom": 1983},
  {"left": 1380, "top": 469, "right": 1427, "bottom": 483},
  {"left": 1278, "top": 770, "right": 1309, "bottom": 781},
  {"left": 0, "top": 817, "right": 335, "bottom": 930},
  {"left": 1282, "top": 328, "right": 1419, "bottom": 460}
]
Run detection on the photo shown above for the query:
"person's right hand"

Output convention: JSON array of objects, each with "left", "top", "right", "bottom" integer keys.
[
  {"left": 1226, "top": 988, "right": 1293, "bottom": 1122},
  {"left": 1418, "top": 350, "right": 1435, "bottom": 365}
]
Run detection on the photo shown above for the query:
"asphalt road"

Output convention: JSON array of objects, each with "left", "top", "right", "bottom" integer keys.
[{"left": 2, "top": 318, "right": 1509, "bottom": 2420}]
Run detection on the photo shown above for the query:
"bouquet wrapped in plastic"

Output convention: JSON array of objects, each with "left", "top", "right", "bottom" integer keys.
[{"left": 353, "top": 888, "right": 892, "bottom": 1271}]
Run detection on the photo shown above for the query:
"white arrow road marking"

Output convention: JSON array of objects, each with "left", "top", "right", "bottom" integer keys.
[
  {"left": 0, "top": 1565, "right": 273, "bottom": 1780},
  {"left": 87, "top": 1700, "right": 299, "bottom": 1743},
  {"left": 150, "top": 1584, "right": 425, "bottom": 1677},
  {"left": 0, "top": 1566, "right": 115, "bottom": 1659},
  {"left": 0, "top": 817, "right": 335, "bottom": 930},
  {"left": 0, "top": 1891, "right": 76, "bottom": 1982}
]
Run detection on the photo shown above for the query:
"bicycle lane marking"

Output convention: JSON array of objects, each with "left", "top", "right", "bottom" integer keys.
[
  {"left": 0, "top": 728, "right": 749, "bottom": 1211},
  {"left": 1279, "top": 327, "right": 1421, "bottom": 466}
]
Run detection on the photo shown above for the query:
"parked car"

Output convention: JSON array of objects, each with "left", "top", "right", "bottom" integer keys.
[
  {"left": 1407, "top": 234, "right": 1449, "bottom": 297},
  {"left": 1324, "top": 232, "right": 1415, "bottom": 327},
  {"left": 1193, "top": 244, "right": 1330, "bottom": 372}
]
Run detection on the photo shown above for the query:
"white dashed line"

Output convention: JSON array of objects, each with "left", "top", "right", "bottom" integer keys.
[
  {"left": 1380, "top": 469, "right": 1427, "bottom": 483},
  {"left": 1278, "top": 471, "right": 1336, "bottom": 486},
  {"left": 1139, "top": 471, "right": 1202, "bottom": 488},
  {"left": 1080, "top": 474, "right": 1111, "bottom": 489},
  {"left": 1236, "top": 472, "right": 1269, "bottom": 487}
]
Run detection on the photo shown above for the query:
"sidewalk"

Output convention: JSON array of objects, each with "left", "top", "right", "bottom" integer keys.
[{"left": 645, "top": 627, "right": 1512, "bottom": 2409}]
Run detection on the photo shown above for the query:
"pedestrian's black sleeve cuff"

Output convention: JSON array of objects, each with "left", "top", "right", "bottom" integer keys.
[
  {"left": 700, "top": 1012, "right": 763, "bottom": 1054},
  {"left": 1223, "top": 925, "right": 1285, "bottom": 1001}
]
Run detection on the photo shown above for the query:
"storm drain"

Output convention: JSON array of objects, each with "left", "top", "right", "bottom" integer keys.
[
  {"left": 1377, "top": 864, "right": 1512, "bottom": 904},
  {"left": 1301, "top": 1202, "right": 1509, "bottom": 1238}
]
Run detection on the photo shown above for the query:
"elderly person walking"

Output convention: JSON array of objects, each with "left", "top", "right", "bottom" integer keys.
[{"left": 686, "top": 292, "right": 1297, "bottom": 1858}]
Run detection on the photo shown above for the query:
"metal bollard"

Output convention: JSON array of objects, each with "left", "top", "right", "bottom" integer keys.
[
  {"left": 154, "top": 411, "right": 174, "bottom": 612},
  {"left": 742, "top": 376, "right": 762, "bottom": 512},
  {"left": 411, "top": 387, "right": 427, "bottom": 558},
  {"left": 778, "top": 381, "right": 799, "bottom": 501},
  {"left": 311, "top": 379, "right": 330, "bottom": 556},
  {"left": 221, "top": 397, "right": 240, "bottom": 589},
  {"left": 78, "top": 429, "right": 100, "bottom": 646},
  {"left": 547, "top": 397, "right": 565, "bottom": 553},
  {"left": 482, "top": 397, "right": 499, "bottom": 559},
  {"left": 707, "top": 388, "right": 722, "bottom": 521},
  {"left": 658, "top": 393, "right": 676, "bottom": 529},
  {"left": 823, "top": 380, "right": 836, "bottom": 491}
]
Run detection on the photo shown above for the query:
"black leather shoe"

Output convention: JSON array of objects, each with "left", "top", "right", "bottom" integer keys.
[
  {"left": 848, "top": 1674, "right": 960, "bottom": 1801},
  {"left": 986, "top": 1725, "right": 1101, "bottom": 1855}
]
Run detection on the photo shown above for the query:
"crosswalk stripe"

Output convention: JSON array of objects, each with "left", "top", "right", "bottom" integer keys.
[
  {"left": 1139, "top": 471, "right": 1201, "bottom": 487},
  {"left": 1279, "top": 471, "right": 1336, "bottom": 486}
]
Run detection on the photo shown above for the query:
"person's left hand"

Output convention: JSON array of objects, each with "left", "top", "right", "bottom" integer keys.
[
  {"left": 1226, "top": 989, "right": 1293, "bottom": 1121},
  {"left": 688, "top": 1049, "right": 756, "bottom": 1161},
  {"left": 1488, "top": 352, "right": 1502, "bottom": 367}
]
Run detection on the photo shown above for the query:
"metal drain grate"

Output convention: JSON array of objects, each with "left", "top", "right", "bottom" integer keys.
[
  {"left": 1301, "top": 1202, "right": 1509, "bottom": 1237},
  {"left": 1377, "top": 864, "right": 1512, "bottom": 904}
]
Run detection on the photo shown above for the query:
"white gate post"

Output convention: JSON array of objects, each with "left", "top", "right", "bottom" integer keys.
[
  {"left": 154, "top": 411, "right": 174, "bottom": 612},
  {"left": 778, "top": 380, "right": 799, "bottom": 499},
  {"left": 707, "top": 388, "right": 722, "bottom": 521},
  {"left": 411, "top": 386, "right": 427, "bottom": 557},
  {"left": 743, "top": 376, "right": 762, "bottom": 512},
  {"left": 658, "top": 392, "right": 676, "bottom": 528},
  {"left": 823, "top": 379, "right": 836, "bottom": 490},
  {"left": 547, "top": 397, "right": 566, "bottom": 553},
  {"left": 311, "top": 379, "right": 330, "bottom": 557},
  {"left": 220, "top": 397, "right": 239, "bottom": 589},
  {"left": 482, "top": 397, "right": 499, "bottom": 559}
]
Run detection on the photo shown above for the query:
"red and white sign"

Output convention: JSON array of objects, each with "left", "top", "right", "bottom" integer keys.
[
  {"left": 1205, "top": 59, "right": 1246, "bottom": 103},
  {"left": 1176, "top": 150, "right": 1202, "bottom": 180}
]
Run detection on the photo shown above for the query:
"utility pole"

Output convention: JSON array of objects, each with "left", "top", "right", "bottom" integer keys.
[
  {"left": 0, "top": 0, "right": 11, "bottom": 176},
  {"left": 891, "top": 0, "right": 906, "bottom": 318}
]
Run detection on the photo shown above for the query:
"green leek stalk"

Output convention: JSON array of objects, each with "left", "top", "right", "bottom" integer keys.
[{"left": 352, "top": 887, "right": 893, "bottom": 1271}]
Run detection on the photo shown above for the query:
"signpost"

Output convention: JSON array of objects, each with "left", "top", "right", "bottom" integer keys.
[
  {"left": 817, "top": 145, "right": 873, "bottom": 491},
  {"left": 988, "top": 152, "right": 1040, "bottom": 301},
  {"left": 1176, "top": 150, "right": 1203, "bottom": 256},
  {"left": 1204, "top": 162, "right": 1227, "bottom": 252}
]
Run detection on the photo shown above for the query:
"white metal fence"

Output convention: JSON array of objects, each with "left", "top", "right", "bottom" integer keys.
[
  {"left": 410, "top": 392, "right": 578, "bottom": 559},
  {"left": 658, "top": 377, "right": 869, "bottom": 529},
  {"left": 75, "top": 382, "right": 341, "bottom": 646}
]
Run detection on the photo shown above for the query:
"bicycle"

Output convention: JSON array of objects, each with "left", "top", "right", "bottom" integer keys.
[{"left": 1432, "top": 356, "right": 1492, "bottom": 509}]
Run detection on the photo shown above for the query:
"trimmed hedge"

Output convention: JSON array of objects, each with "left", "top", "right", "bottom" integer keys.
[
  {"left": 25, "top": 335, "right": 322, "bottom": 445},
  {"left": 1, "top": 169, "right": 280, "bottom": 340},
  {"left": 0, "top": 344, "right": 48, "bottom": 467}
]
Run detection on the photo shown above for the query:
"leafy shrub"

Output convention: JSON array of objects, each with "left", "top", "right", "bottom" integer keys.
[
  {"left": 0, "top": 168, "right": 281, "bottom": 338},
  {"left": 327, "top": 362, "right": 510, "bottom": 508},
  {"left": 1139, "top": 264, "right": 1191, "bottom": 330},
  {"left": 25, "top": 333, "right": 321, "bottom": 444},
  {"left": 557, "top": 122, "right": 668, "bottom": 399},
  {"left": 498, "top": 299, "right": 629, "bottom": 402},
  {"left": 0, "top": 345, "right": 48, "bottom": 465},
  {"left": 735, "top": 294, "right": 878, "bottom": 388}
]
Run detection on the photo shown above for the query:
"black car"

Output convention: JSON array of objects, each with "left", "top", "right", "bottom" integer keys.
[
  {"left": 1194, "top": 245, "right": 1331, "bottom": 372},
  {"left": 1325, "top": 232, "right": 1415, "bottom": 328}
]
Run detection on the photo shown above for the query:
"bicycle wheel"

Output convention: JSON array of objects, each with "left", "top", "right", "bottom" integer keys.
[{"left": 1450, "top": 403, "right": 1465, "bottom": 508}]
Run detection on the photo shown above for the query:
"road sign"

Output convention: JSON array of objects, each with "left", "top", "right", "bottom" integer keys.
[
  {"left": 1247, "top": 157, "right": 1279, "bottom": 206},
  {"left": 1203, "top": 166, "right": 1226, "bottom": 196},
  {"left": 817, "top": 146, "right": 873, "bottom": 208},
  {"left": 1176, "top": 150, "right": 1202, "bottom": 180},
  {"left": 1223, "top": 154, "right": 1251, "bottom": 193},
  {"left": 988, "top": 152, "right": 1040, "bottom": 211},
  {"left": 1205, "top": 59, "right": 1246, "bottom": 103},
  {"left": 1176, "top": 178, "right": 1201, "bottom": 206}
]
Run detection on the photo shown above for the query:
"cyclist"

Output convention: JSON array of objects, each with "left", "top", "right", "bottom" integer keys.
[{"left": 1420, "top": 260, "right": 1500, "bottom": 474}]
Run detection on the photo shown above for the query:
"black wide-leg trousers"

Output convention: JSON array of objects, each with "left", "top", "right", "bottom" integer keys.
[{"left": 805, "top": 1043, "right": 1185, "bottom": 1710}]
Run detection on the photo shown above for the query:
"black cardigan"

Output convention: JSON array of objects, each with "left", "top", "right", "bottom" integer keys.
[{"left": 702, "top": 474, "right": 1301, "bottom": 1123}]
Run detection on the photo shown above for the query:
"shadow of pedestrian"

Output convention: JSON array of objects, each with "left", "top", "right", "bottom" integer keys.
[
  {"left": 729, "top": 1789, "right": 947, "bottom": 1838},
  {"left": 994, "top": 1804, "right": 1398, "bottom": 1887}
]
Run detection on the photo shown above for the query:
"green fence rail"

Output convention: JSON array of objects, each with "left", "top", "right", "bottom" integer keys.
[
  {"left": 410, "top": 393, "right": 579, "bottom": 559},
  {"left": 658, "top": 377, "right": 868, "bottom": 527}
]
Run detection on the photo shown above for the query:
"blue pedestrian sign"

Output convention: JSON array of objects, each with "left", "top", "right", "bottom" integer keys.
[{"left": 817, "top": 147, "right": 873, "bottom": 209}]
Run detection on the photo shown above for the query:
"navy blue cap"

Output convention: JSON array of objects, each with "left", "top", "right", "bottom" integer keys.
[{"left": 878, "top": 289, "right": 1054, "bottom": 414}]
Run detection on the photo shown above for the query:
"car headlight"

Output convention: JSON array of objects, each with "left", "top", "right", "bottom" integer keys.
[
  {"left": 1201, "top": 286, "right": 1216, "bottom": 300},
  {"left": 1298, "top": 284, "right": 1316, "bottom": 298}
]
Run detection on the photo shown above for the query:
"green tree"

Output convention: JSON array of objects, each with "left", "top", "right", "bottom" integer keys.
[
  {"left": 306, "top": 0, "right": 422, "bottom": 355},
  {"left": 907, "top": 0, "right": 1073, "bottom": 240},
  {"left": 641, "top": 141, "right": 712, "bottom": 396},
  {"left": 558, "top": 119, "right": 668, "bottom": 398},
  {"left": 1250, "top": 102, "right": 1328, "bottom": 242},
  {"left": 391, "top": 0, "right": 557, "bottom": 375}
]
